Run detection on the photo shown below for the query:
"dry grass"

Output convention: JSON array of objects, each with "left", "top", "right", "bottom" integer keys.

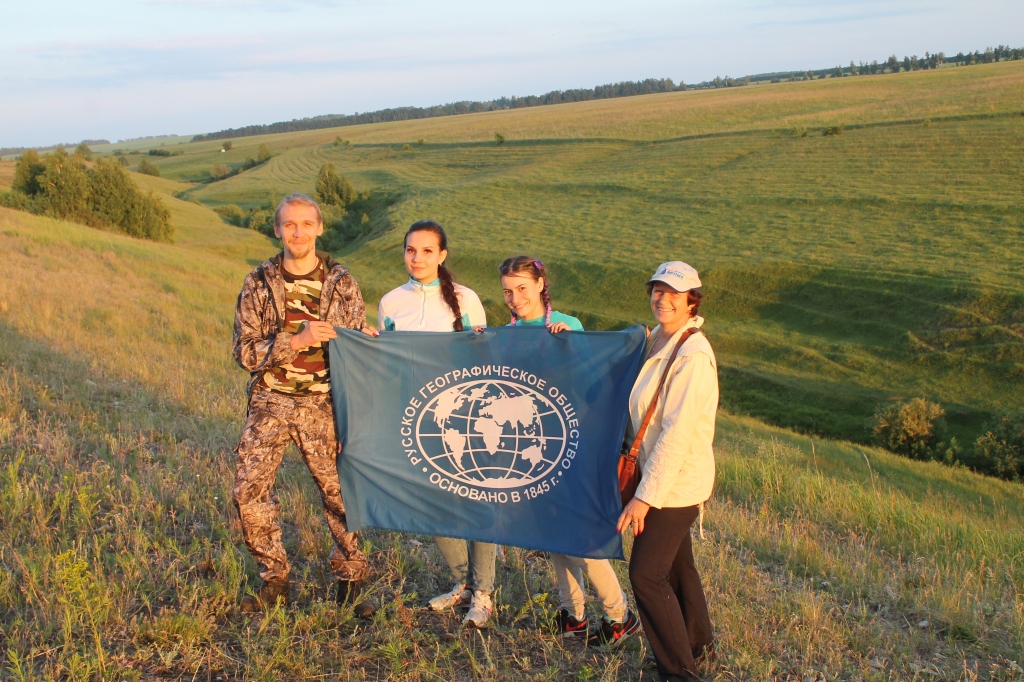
[
  {"left": 1, "top": 205, "right": 1023, "bottom": 680},
  {"left": 0, "top": 160, "right": 15, "bottom": 191}
]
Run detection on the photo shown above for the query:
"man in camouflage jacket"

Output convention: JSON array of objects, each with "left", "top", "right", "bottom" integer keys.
[{"left": 232, "top": 193, "right": 373, "bottom": 615}]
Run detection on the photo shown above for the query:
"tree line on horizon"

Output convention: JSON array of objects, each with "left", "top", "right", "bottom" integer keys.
[
  {"left": 189, "top": 78, "right": 681, "bottom": 143},
  {"left": 5, "top": 44, "right": 1021, "bottom": 154},
  {"left": 189, "top": 44, "right": 1023, "bottom": 143},
  {"left": 693, "top": 45, "right": 1024, "bottom": 89}
]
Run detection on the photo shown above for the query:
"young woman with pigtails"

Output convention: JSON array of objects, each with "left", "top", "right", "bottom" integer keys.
[
  {"left": 498, "top": 256, "right": 640, "bottom": 647},
  {"left": 377, "top": 220, "right": 495, "bottom": 628}
]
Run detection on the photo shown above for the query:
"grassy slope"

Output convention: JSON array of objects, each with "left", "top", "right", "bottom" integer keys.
[
  {"left": 136, "top": 61, "right": 1024, "bottom": 447},
  {"left": 1, "top": 205, "right": 1022, "bottom": 680},
  {"left": 0, "top": 160, "right": 14, "bottom": 190}
]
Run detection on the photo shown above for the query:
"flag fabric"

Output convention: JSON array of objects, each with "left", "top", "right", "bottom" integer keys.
[{"left": 328, "top": 325, "right": 647, "bottom": 559}]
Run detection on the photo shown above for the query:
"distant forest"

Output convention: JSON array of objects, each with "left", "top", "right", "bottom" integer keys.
[
  {"left": 4, "top": 45, "right": 1021, "bottom": 155},
  {"left": 1, "top": 139, "right": 109, "bottom": 159},
  {"left": 190, "top": 78, "right": 679, "bottom": 142},
  {"left": 190, "top": 45, "right": 1023, "bottom": 143}
]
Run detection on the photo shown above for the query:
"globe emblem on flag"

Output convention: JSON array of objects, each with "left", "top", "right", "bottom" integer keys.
[{"left": 415, "top": 380, "right": 568, "bottom": 489}]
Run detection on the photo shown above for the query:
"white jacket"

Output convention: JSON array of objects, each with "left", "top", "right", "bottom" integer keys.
[
  {"left": 378, "top": 278, "right": 487, "bottom": 332},
  {"left": 629, "top": 317, "right": 719, "bottom": 509}
]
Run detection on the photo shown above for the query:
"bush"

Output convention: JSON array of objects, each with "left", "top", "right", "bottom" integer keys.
[
  {"left": 213, "top": 204, "right": 246, "bottom": 227},
  {"left": 13, "top": 150, "right": 45, "bottom": 195},
  {"left": 74, "top": 143, "right": 93, "bottom": 160},
  {"left": 315, "top": 163, "right": 355, "bottom": 207},
  {"left": 256, "top": 144, "right": 271, "bottom": 164},
  {"left": 89, "top": 158, "right": 172, "bottom": 241},
  {"left": 246, "top": 207, "right": 275, "bottom": 237},
  {"left": 210, "top": 163, "right": 231, "bottom": 180},
  {"left": 37, "top": 149, "right": 92, "bottom": 223},
  {"left": 148, "top": 148, "right": 173, "bottom": 157},
  {"left": 137, "top": 159, "right": 161, "bottom": 177},
  {"left": 3, "top": 151, "right": 172, "bottom": 241},
  {"left": 0, "top": 190, "right": 30, "bottom": 210},
  {"left": 872, "top": 398, "right": 945, "bottom": 459},
  {"left": 222, "top": 141, "right": 233, "bottom": 151},
  {"left": 494, "top": 132, "right": 506, "bottom": 144},
  {"left": 974, "top": 412, "right": 1024, "bottom": 480}
]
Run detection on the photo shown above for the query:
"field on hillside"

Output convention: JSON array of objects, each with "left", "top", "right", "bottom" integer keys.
[
  {"left": 102, "top": 61, "right": 1024, "bottom": 451},
  {"left": 0, "top": 161, "right": 14, "bottom": 190},
  {"left": 2, "top": 206, "right": 1023, "bottom": 681}
]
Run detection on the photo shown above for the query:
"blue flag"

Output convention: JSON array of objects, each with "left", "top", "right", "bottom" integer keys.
[{"left": 328, "top": 325, "right": 647, "bottom": 559}]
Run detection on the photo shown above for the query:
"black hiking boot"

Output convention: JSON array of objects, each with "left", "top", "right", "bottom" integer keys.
[
  {"left": 336, "top": 580, "right": 376, "bottom": 618},
  {"left": 240, "top": 580, "right": 289, "bottom": 613}
]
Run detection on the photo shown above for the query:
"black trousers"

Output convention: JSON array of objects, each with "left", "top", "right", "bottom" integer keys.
[{"left": 629, "top": 505, "right": 713, "bottom": 682}]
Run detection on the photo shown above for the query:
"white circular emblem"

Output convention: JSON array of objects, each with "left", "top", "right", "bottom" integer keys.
[{"left": 415, "top": 380, "right": 568, "bottom": 489}]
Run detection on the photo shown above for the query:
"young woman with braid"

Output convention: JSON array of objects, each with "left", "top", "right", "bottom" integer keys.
[
  {"left": 377, "top": 220, "right": 493, "bottom": 627},
  {"left": 498, "top": 256, "right": 640, "bottom": 646}
]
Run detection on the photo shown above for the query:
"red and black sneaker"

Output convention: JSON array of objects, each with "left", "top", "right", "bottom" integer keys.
[
  {"left": 587, "top": 610, "right": 641, "bottom": 648},
  {"left": 552, "top": 608, "right": 589, "bottom": 639}
]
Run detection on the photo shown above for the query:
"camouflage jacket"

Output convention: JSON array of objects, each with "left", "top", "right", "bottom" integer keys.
[{"left": 232, "top": 251, "right": 366, "bottom": 398}]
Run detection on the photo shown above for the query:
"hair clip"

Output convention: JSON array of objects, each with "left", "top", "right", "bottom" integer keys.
[{"left": 533, "top": 260, "right": 543, "bottom": 269}]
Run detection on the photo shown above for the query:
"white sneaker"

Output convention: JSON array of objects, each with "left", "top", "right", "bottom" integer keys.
[
  {"left": 428, "top": 584, "right": 472, "bottom": 611},
  {"left": 462, "top": 591, "right": 493, "bottom": 628}
]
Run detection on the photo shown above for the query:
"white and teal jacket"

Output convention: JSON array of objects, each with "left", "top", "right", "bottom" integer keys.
[{"left": 378, "top": 277, "right": 487, "bottom": 332}]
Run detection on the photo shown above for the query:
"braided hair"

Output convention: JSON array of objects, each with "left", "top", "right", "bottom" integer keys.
[
  {"left": 405, "top": 220, "right": 464, "bottom": 331},
  {"left": 498, "top": 255, "right": 551, "bottom": 326}
]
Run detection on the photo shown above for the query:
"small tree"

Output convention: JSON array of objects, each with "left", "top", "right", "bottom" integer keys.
[
  {"left": 872, "top": 398, "right": 945, "bottom": 459},
  {"left": 975, "top": 412, "right": 1024, "bottom": 480},
  {"left": 256, "top": 144, "right": 271, "bottom": 164},
  {"left": 12, "top": 149, "right": 46, "bottom": 195},
  {"left": 315, "top": 163, "right": 355, "bottom": 207},
  {"left": 210, "top": 163, "right": 231, "bottom": 180},
  {"left": 137, "top": 159, "right": 161, "bottom": 177},
  {"left": 74, "top": 143, "right": 93, "bottom": 160},
  {"left": 37, "top": 149, "right": 92, "bottom": 222},
  {"left": 89, "top": 158, "right": 172, "bottom": 241},
  {"left": 213, "top": 203, "right": 246, "bottom": 227},
  {"left": 222, "top": 141, "right": 233, "bottom": 151},
  {"left": 246, "top": 207, "right": 275, "bottom": 237},
  {"left": 494, "top": 132, "right": 506, "bottom": 145}
]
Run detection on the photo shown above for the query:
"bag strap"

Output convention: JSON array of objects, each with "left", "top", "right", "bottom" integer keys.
[{"left": 625, "top": 327, "right": 700, "bottom": 459}]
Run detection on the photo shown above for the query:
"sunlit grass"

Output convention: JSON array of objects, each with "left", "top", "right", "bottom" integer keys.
[{"left": 2, "top": 200, "right": 1023, "bottom": 679}]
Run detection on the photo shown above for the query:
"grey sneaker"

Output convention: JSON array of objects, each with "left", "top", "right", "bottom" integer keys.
[
  {"left": 428, "top": 584, "right": 472, "bottom": 611},
  {"left": 462, "top": 590, "right": 493, "bottom": 628}
]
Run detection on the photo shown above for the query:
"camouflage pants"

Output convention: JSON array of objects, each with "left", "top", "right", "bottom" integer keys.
[{"left": 233, "top": 388, "right": 367, "bottom": 583}]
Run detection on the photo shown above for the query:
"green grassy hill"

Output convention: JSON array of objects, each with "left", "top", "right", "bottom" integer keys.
[
  {"left": 2, "top": 61, "right": 1023, "bottom": 679},
  {"left": 108, "top": 61, "right": 1024, "bottom": 449},
  {"left": 1, "top": 205, "right": 1022, "bottom": 680}
]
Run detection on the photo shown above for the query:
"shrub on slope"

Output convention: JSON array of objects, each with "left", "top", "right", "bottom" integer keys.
[{"left": 1, "top": 149, "right": 172, "bottom": 241}]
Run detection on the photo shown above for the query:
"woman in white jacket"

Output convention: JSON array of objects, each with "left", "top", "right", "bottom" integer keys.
[
  {"left": 377, "top": 220, "right": 494, "bottom": 628},
  {"left": 617, "top": 261, "right": 718, "bottom": 682}
]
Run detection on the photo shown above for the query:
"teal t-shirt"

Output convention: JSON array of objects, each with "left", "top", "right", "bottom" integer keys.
[{"left": 510, "top": 310, "right": 584, "bottom": 331}]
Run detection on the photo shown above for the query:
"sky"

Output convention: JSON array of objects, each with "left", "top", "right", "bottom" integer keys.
[{"left": 3, "top": 0, "right": 1022, "bottom": 148}]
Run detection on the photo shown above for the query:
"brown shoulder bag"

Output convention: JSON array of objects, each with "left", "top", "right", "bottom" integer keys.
[{"left": 618, "top": 327, "right": 699, "bottom": 507}]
